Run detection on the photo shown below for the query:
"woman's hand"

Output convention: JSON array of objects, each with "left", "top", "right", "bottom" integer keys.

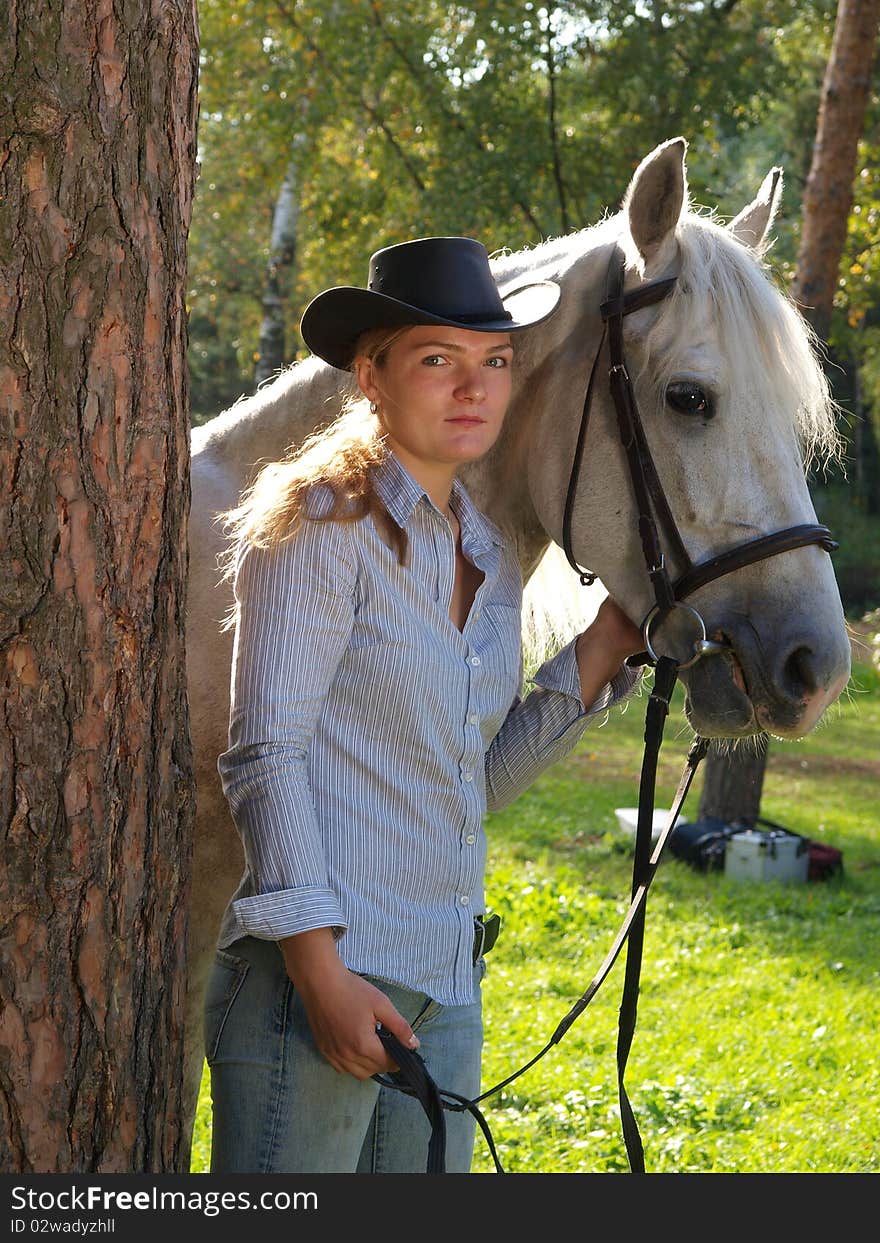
[
  {"left": 280, "top": 928, "right": 419, "bottom": 1080},
  {"left": 574, "top": 595, "right": 643, "bottom": 707}
]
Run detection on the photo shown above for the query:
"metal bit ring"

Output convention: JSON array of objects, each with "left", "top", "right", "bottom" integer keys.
[{"left": 643, "top": 602, "right": 727, "bottom": 671}]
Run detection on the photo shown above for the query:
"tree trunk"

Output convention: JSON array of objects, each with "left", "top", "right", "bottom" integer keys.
[
  {"left": 255, "top": 145, "right": 304, "bottom": 389},
  {"left": 697, "top": 745, "right": 767, "bottom": 826},
  {"left": 0, "top": 0, "right": 198, "bottom": 1173},
  {"left": 792, "top": 0, "right": 880, "bottom": 341}
]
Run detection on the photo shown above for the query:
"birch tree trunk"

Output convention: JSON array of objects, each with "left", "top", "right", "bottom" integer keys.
[
  {"left": 255, "top": 143, "right": 304, "bottom": 389},
  {"left": 0, "top": 0, "right": 198, "bottom": 1172}
]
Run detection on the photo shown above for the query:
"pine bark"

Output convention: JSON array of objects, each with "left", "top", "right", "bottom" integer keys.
[
  {"left": 0, "top": 0, "right": 198, "bottom": 1172},
  {"left": 792, "top": 0, "right": 880, "bottom": 340}
]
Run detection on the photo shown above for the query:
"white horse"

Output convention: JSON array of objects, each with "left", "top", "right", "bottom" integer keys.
[{"left": 184, "top": 137, "right": 851, "bottom": 1156}]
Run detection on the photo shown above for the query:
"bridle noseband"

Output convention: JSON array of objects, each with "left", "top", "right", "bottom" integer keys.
[{"left": 375, "top": 243, "right": 841, "bottom": 1175}]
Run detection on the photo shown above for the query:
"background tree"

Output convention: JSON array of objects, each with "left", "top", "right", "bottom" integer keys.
[
  {"left": 190, "top": 0, "right": 819, "bottom": 422},
  {"left": 0, "top": 0, "right": 198, "bottom": 1172},
  {"left": 793, "top": 0, "right": 880, "bottom": 523},
  {"left": 254, "top": 140, "right": 305, "bottom": 388},
  {"left": 792, "top": 0, "right": 880, "bottom": 342}
]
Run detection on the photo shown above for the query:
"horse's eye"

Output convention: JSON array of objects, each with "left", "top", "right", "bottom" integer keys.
[{"left": 666, "top": 381, "right": 714, "bottom": 419}]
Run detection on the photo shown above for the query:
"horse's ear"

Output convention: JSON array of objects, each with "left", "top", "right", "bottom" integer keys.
[
  {"left": 622, "top": 136, "right": 688, "bottom": 274},
  {"left": 728, "top": 167, "right": 783, "bottom": 254}
]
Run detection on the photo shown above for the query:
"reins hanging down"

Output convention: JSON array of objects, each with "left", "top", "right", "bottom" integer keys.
[{"left": 375, "top": 244, "right": 840, "bottom": 1175}]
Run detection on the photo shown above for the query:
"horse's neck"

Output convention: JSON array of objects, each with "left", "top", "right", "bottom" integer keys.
[
  {"left": 471, "top": 230, "right": 616, "bottom": 580},
  {"left": 459, "top": 429, "right": 552, "bottom": 581},
  {"left": 194, "top": 355, "right": 347, "bottom": 487}
]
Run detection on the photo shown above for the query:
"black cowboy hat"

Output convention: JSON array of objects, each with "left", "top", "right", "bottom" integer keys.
[{"left": 299, "top": 236, "right": 561, "bottom": 371}]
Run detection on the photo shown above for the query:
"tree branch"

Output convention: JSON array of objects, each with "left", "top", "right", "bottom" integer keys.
[
  {"left": 273, "top": 0, "right": 427, "bottom": 194},
  {"left": 367, "top": 0, "right": 547, "bottom": 238}
]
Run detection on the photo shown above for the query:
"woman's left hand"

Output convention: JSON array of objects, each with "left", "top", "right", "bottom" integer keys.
[{"left": 574, "top": 595, "right": 643, "bottom": 706}]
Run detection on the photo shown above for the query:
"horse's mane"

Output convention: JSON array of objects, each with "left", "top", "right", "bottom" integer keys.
[
  {"left": 515, "top": 206, "right": 843, "bottom": 670},
  {"left": 642, "top": 211, "right": 841, "bottom": 468}
]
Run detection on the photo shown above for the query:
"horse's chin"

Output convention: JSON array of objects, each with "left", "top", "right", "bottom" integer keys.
[
  {"left": 680, "top": 654, "right": 760, "bottom": 739},
  {"left": 680, "top": 644, "right": 829, "bottom": 741}
]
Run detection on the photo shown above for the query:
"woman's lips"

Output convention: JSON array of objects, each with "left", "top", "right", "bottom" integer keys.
[{"left": 446, "top": 416, "right": 485, "bottom": 425}]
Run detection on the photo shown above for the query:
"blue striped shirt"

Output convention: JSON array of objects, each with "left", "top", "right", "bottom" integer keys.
[{"left": 216, "top": 451, "right": 638, "bottom": 1005}]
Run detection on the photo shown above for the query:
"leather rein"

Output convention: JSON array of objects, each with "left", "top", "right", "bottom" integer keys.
[{"left": 375, "top": 243, "right": 839, "bottom": 1174}]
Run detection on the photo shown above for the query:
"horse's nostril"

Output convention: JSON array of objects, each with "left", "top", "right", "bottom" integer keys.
[{"left": 782, "top": 645, "right": 818, "bottom": 699}]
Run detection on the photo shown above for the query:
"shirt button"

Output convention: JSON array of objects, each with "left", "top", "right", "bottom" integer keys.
[
  {"left": 469, "top": 655, "right": 481, "bottom": 667},
  {"left": 462, "top": 769, "right": 473, "bottom": 782},
  {"left": 467, "top": 713, "right": 479, "bottom": 725},
  {"left": 465, "top": 834, "right": 476, "bottom": 845},
  {"left": 472, "top": 609, "right": 481, "bottom": 620},
  {"left": 459, "top": 894, "right": 470, "bottom": 905}
]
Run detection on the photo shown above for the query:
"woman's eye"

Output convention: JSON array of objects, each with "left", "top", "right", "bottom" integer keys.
[
  {"left": 421, "top": 354, "right": 447, "bottom": 366},
  {"left": 486, "top": 356, "right": 508, "bottom": 368},
  {"left": 666, "top": 381, "right": 715, "bottom": 419}
]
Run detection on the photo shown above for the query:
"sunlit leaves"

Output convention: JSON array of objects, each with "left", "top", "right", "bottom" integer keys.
[{"left": 189, "top": 0, "right": 873, "bottom": 427}]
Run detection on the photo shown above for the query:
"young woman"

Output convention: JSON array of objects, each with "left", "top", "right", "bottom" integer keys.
[{"left": 204, "top": 236, "right": 643, "bottom": 1174}]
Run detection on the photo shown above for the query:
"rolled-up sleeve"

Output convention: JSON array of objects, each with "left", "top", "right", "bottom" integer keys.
[
  {"left": 218, "top": 516, "right": 357, "bottom": 941},
  {"left": 484, "top": 637, "right": 642, "bottom": 812}
]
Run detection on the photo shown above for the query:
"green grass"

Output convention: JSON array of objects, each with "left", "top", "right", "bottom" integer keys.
[{"left": 190, "top": 656, "right": 880, "bottom": 1175}]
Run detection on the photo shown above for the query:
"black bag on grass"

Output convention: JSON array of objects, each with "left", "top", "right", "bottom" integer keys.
[{"left": 668, "top": 817, "right": 743, "bottom": 872}]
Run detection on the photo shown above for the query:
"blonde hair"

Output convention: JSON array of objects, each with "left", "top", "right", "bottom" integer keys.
[{"left": 217, "top": 325, "right": 411, "bottom": 591}]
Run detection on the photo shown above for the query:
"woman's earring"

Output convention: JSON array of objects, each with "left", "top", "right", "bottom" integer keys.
[{"left": 369, "top": 401, "right": 378, "bottom": 414}]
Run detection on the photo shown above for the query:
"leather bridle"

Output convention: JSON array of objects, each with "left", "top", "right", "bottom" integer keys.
[{"left": 375, "top": 243, "right": 841, "bottom": 1174}]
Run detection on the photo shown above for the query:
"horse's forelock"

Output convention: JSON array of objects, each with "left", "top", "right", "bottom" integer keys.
[{"left": 644, "top": 213, "right": 842, "bottom": 467}]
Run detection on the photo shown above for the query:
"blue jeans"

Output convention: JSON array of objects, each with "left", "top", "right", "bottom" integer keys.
[{"left": 205, "top": 935, "right": 485, "bottom": 1173}]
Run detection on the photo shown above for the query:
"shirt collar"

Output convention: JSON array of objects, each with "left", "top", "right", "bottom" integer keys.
[
  {"left": 450, "top": 475, "right": 504, "bottom": 554},
  {"left": 372, "top": 451, "right": 427, "bottom": 529},
  {"left": 372, "top": 451, "right": 504, "bottom": 553}
]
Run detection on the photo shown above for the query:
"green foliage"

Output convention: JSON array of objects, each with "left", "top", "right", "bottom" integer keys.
[
  {"left": 190, "top": 654, "right": 880, "bottom": 1174},
  {"left": 830, "top": 146, "right": 880, "bottom": 514},
  {"left": 187, "top": 311, "right": 253, "bottom": 428},
  {"left": 812, "top": 482, "right": 880, "bottom": 613},
  {"left": 189, "top": 1, "right": 854, "bottom": 421},
  {"left": 188, "top": 0, "right": 880, "bottom": 522}
]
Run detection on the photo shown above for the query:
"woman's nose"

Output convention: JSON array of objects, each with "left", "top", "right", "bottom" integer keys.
[{"left": 455, "top": 368, "right": 485, "bottom": 401}]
